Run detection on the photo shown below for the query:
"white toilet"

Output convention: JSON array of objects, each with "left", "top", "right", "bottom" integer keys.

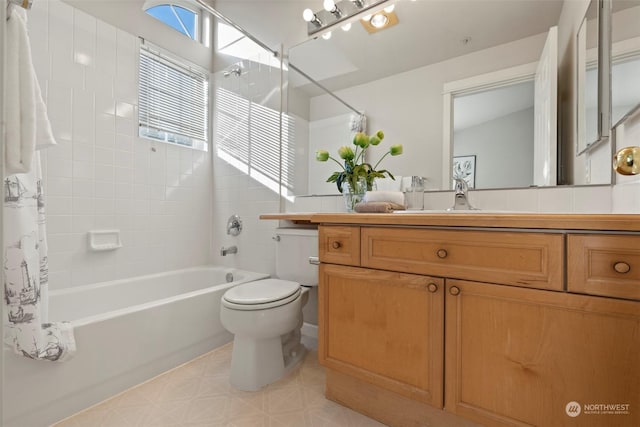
[{"left": 220, "top": 228, "right": 318, "bottom": 391}]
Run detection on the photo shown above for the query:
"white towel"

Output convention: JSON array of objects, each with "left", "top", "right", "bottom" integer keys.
[
  {"left": 5, "top": 7, "right": 56, "bottom": 176},
  {"left": 363, "top": 190, "right": 406, "bottom": 206}
]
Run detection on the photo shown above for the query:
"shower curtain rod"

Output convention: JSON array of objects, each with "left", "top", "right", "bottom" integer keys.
[{"left": 193, "top": 0, "right": 363, "bottom": 116}]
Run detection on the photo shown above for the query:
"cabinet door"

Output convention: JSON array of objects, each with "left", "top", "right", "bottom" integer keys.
[
  {"left": 319, "top": 264, "right": 444, "bottom": 407},
  {"left": 445, "top": 279, "right": 640, "bottom": 427}
]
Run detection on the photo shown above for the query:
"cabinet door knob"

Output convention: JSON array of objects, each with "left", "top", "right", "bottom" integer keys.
[
  {"left": 428, "top": 283, "right": 438, "bottom": 293},
  {"left": 332, "top": 241, "right": 342, "bottom": 249},
  {"left": 449, "top": 286, "right": 460, "bottom": 296},
  {"left": 437, "top": 249, "right": 448, "bottom": 259},
  {"left": 613, "top": 262, "right": 631, "bottom": 274}
]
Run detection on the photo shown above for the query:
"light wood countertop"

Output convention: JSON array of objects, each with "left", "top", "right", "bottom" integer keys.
[{"left": 259, "top": 212, "right": 640, "bottom": 232}]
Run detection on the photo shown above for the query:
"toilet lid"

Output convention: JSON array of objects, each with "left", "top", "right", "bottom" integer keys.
[{"left": 223, "top": 279, "right": 300, "bottom": 305}]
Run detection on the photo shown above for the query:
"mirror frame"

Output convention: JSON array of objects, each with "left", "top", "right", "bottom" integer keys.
[{"left": 577, "top": 0, "right": 612, "bottom": 155}]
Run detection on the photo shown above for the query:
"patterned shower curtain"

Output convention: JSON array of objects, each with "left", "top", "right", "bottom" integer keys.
[{"left": 3, "top": 154, "right": 75, "bottom": 361}]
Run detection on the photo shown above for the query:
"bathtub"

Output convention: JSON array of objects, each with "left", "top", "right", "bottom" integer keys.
[{"left": 3, "top": 266, "right": 269, "bottom": 427}]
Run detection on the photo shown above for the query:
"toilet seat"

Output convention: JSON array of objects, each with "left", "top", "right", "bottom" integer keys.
[{"left": 222, "top": 279, "right": 301, "bottom": 311}]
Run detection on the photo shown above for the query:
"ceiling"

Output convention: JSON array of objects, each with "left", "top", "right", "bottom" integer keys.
[{"left": 285, "top": 0, "right": 564, "bottom": 93}]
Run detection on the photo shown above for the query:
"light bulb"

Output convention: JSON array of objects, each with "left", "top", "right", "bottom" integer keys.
[
  {"left": 323, "top": 0, "right": 336, "bottom": 12},
  {"left": 302, "top": 8, "right": 315, "bottom": 22},
  {"left": 361, "top": 14, "right": 372, "bottom": 22},
  {"left": 370, "top": 13, "right": 388, "bottom": 28},
  {"left": 384, "top": 4, "right": 395, "bottom": 13},
  {"left": 341, "top": 22, "right": 352, "bottom": 31},
  {"left": 322, "top": 31, "right": 332, "bottom": 40}
]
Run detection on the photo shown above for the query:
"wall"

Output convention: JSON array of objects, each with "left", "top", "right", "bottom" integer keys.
[
  {"left": 454, "top": 107, "right": 534, "bottom": 189},
  {"left": 63, "top": 0, "right": 213, "bottom": 70},
  {"left": 30, "top": 0, "right": 212, "bottom": 290},
  {"left": 309, "top": 32, "right": 547, "bottom": 190}
]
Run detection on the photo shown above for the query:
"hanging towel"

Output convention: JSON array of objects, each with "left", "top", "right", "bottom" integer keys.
[{"left": 4, "top": 7, "right": 56, "bottom": 176}]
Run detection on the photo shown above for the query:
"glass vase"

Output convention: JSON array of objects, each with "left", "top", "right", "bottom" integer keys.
[{"left": 343, "top": 176, "right": 367, "bottom": 212}]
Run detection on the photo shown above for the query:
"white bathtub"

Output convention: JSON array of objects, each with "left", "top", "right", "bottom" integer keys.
[{"left": 3, "top": 266, "right": 269, "bottom": 427}]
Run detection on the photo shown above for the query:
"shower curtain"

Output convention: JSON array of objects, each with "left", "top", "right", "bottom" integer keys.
[
  {"left": 4, "top": 155, "right": 75, "bottom": 362},
  {"left": 3, "top": 5, "right": 75, "bottom": 362}
]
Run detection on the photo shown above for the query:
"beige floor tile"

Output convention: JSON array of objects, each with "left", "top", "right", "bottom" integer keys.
[{"left": 53, "top": 343, "right": 384, "bottom": 427}]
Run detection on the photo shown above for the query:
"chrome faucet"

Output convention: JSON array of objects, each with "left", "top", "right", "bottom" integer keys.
[
  {"left": 448, "top": 178, "right": 477, "bottom": 211},
  {"left": 220, "top": 245, "right": 238, "bottom": 256}
]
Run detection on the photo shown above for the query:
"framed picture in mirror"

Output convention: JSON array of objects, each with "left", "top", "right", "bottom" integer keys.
[{"left": 453, "top": 155, "right": 476, "bottom": 188}]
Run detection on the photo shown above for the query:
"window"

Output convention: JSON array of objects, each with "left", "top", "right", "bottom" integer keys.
[
  {"left": 138, "top": 43, "right": 209, "bottom": 151},
  {"left": 146, "top": 4, "right": 197, "bottom": 40},
  {"left": 143, "top": 0, "right": 210, "bottom": 45}
]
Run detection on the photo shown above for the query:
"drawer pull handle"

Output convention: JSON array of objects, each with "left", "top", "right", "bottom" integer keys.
[
  {"left": 428, "top": 283, "right": 438, "bottom": 293},
  {"left": 332, "top": 241, "right": 342, "bottom": 249},
  {"left": 449, "top": 286, "right": 460, "bottom": 296},
  {"left": 437, "top": 249, "right": 448, "bottom": 259},
  {"left": 613, "top": 262, "right": 631, "bottom": 274}
]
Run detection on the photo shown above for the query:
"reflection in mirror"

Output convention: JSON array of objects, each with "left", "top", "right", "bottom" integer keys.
[
  {"left": 577, "top": 0, "right": 600, "bottom": 151},
  {"left": 287, "top": 64, "right": 363, "bottom": 196},
  {"left": 611, "top": 1, "right": 640, "bottom": 126},
  {"left": 453, "top": 81, "right": 535, "bottom": 189},
  {"left": 288, "top": 0, "right": 564, "bottom": 196},
  {"left": 578, "top": 0, "right": 639, "bottom": 156}
]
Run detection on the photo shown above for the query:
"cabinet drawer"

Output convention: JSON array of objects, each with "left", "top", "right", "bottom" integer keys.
[
  {"left": 361, "top": 227, "right": 564, "bottom": 290},
  {"left": 568, "top": 234, "right": 640, "bottom": 301},
  {"left": 319, "top": 225, "right": 360, "bottom": 266}
]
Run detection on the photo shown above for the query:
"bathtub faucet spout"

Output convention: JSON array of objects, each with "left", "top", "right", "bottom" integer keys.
[{"left": 220, "top": 246, "right": 238, "bottom": 256}]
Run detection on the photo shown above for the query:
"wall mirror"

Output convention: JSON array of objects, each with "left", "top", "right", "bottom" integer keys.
[
  {"left": 577, "top": 0, "right": 610, "bottom": 155},
  {"left": 286, "top": 0, "right": 565, "bottom": 196},
  {"left": 577, "top": 0, "right": 640, "bottom": 156},
  {"left": 610, "top": 1, "right": 640, "bottom": 127}
]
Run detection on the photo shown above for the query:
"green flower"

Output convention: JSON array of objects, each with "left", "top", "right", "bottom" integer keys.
[
  {"left": 315, "top": 129, "right": 402, "bottom": 194},
  {"left": 338, "top": 146, "right": 355, "bottom": 160},
  {"left": 353, "top": 132, "right": 370, "bottom": 148},
  {"left": 390, "top": 144, "right": 403, "bottom": 156},
  {"left": 315, "top": 150, "right": 329, "bottom": 161}
]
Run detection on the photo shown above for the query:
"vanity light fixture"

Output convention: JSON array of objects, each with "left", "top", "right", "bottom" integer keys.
[{"left": 303, "top": 0, "right": 394, "bottom": 36}]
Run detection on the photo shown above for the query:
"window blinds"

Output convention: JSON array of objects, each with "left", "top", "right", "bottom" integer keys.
[{"left": 138, "top": 44, "right": 209, "bottom": 147}]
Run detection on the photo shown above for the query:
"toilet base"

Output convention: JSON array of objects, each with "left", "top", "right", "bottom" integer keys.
[{"left": 229, "top": 333, "right": 307, "bottom": 391}]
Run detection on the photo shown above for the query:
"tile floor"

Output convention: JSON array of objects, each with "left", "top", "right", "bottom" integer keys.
[{"left": 52, "top": 343, "right": 386, "bottom": 427}]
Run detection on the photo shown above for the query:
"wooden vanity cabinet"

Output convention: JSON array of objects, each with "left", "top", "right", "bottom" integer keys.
[
  {"left": 445, "top": 279, "right": 640, "bottom": 427},
  {"left": 318, "top": 224, "right": 640, "bottom": 427},
  {"left": 318, "top": 264, "right": 444, "bottom": 408}
]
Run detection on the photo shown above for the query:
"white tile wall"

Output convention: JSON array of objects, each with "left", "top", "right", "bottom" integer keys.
[{"left": 30, "top": 0, "right": 212, "bottom": 289}]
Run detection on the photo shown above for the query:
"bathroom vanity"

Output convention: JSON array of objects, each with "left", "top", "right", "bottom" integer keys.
[{"left": 262, "top": 213, "right": 640, "bottom": 427}]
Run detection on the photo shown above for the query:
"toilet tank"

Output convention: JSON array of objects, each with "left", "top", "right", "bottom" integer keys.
[{"left": 275, "top": 228, "right": 318, "bottom": 287}]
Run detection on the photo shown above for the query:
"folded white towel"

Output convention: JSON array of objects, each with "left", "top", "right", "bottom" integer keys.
[
  {"left": 364, "top": 190, "right": 406, "bottom": 206},
  {"left": 5, "top": 8, "right": 56, "bottom": 176}
]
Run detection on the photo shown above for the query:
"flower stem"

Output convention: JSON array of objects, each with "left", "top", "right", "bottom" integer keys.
[
  {"left": 329, "top": 156, "right": 346, "bottom": 170},
  {"left": 373, "top": 151, "right": 390, "bottom": 170}
]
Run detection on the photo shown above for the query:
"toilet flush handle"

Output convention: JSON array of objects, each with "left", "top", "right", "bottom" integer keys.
[{"left": 308, "top": 256, "right": 320, "bottom": 265}]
